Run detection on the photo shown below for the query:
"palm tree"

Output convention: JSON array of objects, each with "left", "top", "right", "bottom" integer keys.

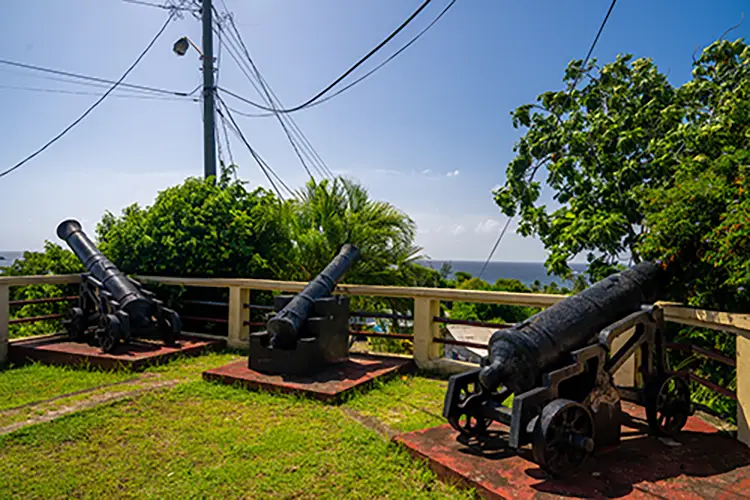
[{"left": 279, "top": 176, "right": 422, "bottom": 285}]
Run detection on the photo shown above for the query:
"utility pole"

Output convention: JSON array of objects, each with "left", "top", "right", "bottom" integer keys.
[{"left": 201, "top": 0, "right": 217, "bottom": 181}]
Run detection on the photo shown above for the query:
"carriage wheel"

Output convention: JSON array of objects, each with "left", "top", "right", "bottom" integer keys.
[
  {"left": 446, "top": 375, "right": 493, "bottom": 436},
  {"left": 65, "top": 307, "right": 87, "bottom": 342},
  {"left": 532, "top": 399, "right": 595, "bottom": 477},
  {"left": 645, "top": 374, "right": 692, "bottom": 436},
  {"left": 97, "top": 314, "right": 121, "bottom": 354}
]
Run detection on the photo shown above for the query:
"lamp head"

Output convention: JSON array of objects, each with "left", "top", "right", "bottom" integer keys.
[{"left": 173, "top": 37, "right": 189, "bottom": 56}]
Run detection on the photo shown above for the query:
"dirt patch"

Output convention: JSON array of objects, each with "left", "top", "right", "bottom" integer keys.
[
  {"left": 0, "top": 378, "right": 181, "bottom": 436},
  {"left": 1, "top": 375, "right": 151, "bottom": 416},
  {"left": 342, "top": 408, "right": 400, "bottom": 440}
]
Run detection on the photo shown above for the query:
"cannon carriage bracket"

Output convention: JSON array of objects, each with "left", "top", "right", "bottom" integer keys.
[
  {"left": 443, "top": 303, "right": 694, "bottom": 477},
  {"left": 63, "top": 272, "right": 182, "bottom": 354},
  {"left": 248, "top": 294, "right": 351, "bottom": 376}
]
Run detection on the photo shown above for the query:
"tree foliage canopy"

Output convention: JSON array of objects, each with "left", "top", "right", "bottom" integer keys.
[
  {"left": 277, "top": 177, "right": 423, "bottom": 285},
  {"left": 97, "top": 173, "right": 289, "bottom": 279},
  {"left": 495, "top": 38, "right": 749, "bottom": 312}
]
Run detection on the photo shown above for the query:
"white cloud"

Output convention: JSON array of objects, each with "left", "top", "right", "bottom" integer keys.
[
  {"left": 421, "top": 169, "right": 432, "bottom": 175},
  {"left": 446, "top": 169, "right": 460, "bottom": 177},
  {"left": 475, "top": 219, "right": 501, "bottom": 234},
  {"left": 451, "top": 224, "right": 466, "bottom": 235},
  {"left": 373, "top": 168, "right": 401, "bottom": 176}
]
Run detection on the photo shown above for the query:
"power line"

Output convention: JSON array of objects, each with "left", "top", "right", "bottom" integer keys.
[
  {"left": 216, "top": 22, "right": 317, "bottom": 179},
  {"left": 477, "top": 0, "right": 618, "bottom": 280},
  {"left": 294, "top": 0, "right": 457, "bottom": 112},
  {"left": 0, "top": 13, "right": 176, "bottom": 179},
  {"left": 218, "top": 0, "right": 438, "bottom": 114},
  {"left": 0, "top": 58, "right": 199, "bottom": 97},
  {"left": 0, "top": 83, "right": 199, "bottom": 101},
  {"left": 217, "top": 110, "right": 235, "bottom": 166},
  {"left": 216, "top": 14, "right": 332, "bottom": 180},
  {"left": 216, "top": 96, "right": 293, "bottom": 199}
]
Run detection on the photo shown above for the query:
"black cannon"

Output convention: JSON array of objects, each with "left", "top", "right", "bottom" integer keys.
[
  {"left": 442, "top": 261, "right": 693, "bottom": 476},
  {"left": 249, "top": 244, "right": 360, "bottom": 375},
  {"left": 57, "top": 219, "right": 181, "bottom": 353}
]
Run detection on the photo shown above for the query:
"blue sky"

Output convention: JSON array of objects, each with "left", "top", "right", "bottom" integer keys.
[{"left": 0, "top": 0, "right": 747, "bottom": 261}]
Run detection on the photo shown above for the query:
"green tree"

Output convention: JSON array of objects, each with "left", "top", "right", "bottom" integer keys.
[
  {"left": 494, "top": 52, "right": 679, "bottom": 282},
  {"left": 495, "top": 38, "right": 748, "bottom": 305},
  {"left": 0, "top": 242, "right": 83, "bottom": 338},
  {"left": 495, "top": 38, "right": 749, "bottom": 421},
  {"left": 278, "top": 177, "right": 422, "bottom": 285},
  {"left": 97, "top": 173, "right": 290, "bottom": 279}
]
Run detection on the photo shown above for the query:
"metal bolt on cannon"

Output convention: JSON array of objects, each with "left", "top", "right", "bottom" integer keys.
[
  {"left": 442, "top": 261, "right": 694, "bottom": 477},
  {"left": 249, "top": 244, "right": 360, "bottom": 376},
  {"left": 56, "top": 219, "right": 182, "bottom": 353}
]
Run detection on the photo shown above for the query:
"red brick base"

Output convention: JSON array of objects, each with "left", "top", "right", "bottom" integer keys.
[
  {"left": 9, "top": 333, "right": 223, "bottom": 371},
  {"left": 202, "top": 354, "right": 413, "bottom": 402},
  {"left": 395, "top": 401, "right": 750, "bottom": 499}
]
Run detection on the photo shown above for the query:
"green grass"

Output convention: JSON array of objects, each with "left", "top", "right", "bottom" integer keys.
[
  {"left": 0, "top": 363, "right": 133, "bottom": 411},
  {"left": 0, "top": 381, "right": 475, "bottom": 499},
  {"left": 343, "top": 371, "right": 449, "bottom": 433},
  {"left": 142, "top": 351, "right": 243, "bottom": 379}
]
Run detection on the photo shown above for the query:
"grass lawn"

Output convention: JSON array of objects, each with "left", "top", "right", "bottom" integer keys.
[
  {"left": 0, "top": 380, "right": 475, "bottom": 499},
  {"left": 0, "top": 363, "right": 133, "bottom": 412},
  {"left": 342, "top": 371, "right": 449, "bottom": 433},
  {"left": 0, "top": 351, "right": 479, "bottom": 498},
  {"left": 0, "top": 352, "right": 243, "bottom": 413}
]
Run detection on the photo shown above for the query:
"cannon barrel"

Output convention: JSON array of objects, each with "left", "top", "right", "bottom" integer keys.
[
  {"left": 478, "top": 261, "right": 664, "bottom": 394},
  {"left": 57, "top": 219, "right": 153, "bottom": 328},
  {"left": 268, "top": 243, "right": 360, "bottom": 349}
]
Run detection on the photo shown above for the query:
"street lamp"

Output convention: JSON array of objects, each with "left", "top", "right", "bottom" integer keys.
[{"left": 173, "top": 36, "right": 203, "bottom": 57}]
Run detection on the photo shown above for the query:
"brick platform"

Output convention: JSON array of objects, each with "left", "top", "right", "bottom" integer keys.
[
  {"left": 202, "top": 354, "right": 413, "bottom": 402},
  {"left": 9, "top": 333, "right": 223, "bottom": 371},
  {"left": 395, "top": 401, "right": 750, "bottom": 499}
]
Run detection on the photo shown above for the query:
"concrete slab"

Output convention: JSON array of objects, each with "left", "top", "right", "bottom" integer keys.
[
  {"left": 394, "top": 401, "right": 750, "bottom": 499},
  {"left": 9, "top": 333, "right": 223, "bottom": 371},
  {"left": 202, "top": 354, "right": 413, "bottom": 403}
]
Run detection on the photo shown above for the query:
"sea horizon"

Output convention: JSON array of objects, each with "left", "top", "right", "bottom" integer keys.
[{"left": 1, "top": 250, "right": 585, "bottom": 287}]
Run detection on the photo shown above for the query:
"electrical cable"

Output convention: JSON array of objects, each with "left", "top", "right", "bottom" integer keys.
[
  {"left": 218, "top": 0, "right": 437, "bottom": 114},
  {"left": 291, "top": 0, "right": 457, "bottom": 112},
  {"left": 218, "top": 13, "right": 338, "bottom": 179},
  {"left": 0, "top": 58, "right": 199, "bottom": 97},
  {"left": 214, "top": 19, "right": 326, "bottom": 180},
  {"left": 218, "top": 110, "right": 235, "bottom": 166},
  {"left": 217, "top": 16, "right": 328, "bottom": 180},
  {"left": 0, "top": 83, "right": 199, "bottom": 101},
  {"left": 477, "top": 0, "right": 618, "bottom": 280},
  {"left": 216, "top": 96, "right": 293, "bottom": 199},
  {"left": 0, "top": 13, "right": 176, "bottom": 179}
]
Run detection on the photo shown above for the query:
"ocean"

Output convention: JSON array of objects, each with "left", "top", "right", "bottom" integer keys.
[
  {"left": 417, "top": 260, "right": 588, "bottom": 287},
  {"left": 0, "top": 250, "right": 585, "bottom": 287},
  {"left": 0, "top": 251, "right": 23, "bottom": 268}
]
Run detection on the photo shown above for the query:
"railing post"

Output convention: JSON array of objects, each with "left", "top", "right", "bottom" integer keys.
[
  {"left": 738, "top": 331, "right": 750, "bottom": 447},
  {"left": 0, "top": 284, "right": 8, "bottom": 366},
  {"left": 413, "top": 297, "right": 441, "bottom": 369},
  {"left": 227, "top": 286, "right": 250, "bottom": 350}
]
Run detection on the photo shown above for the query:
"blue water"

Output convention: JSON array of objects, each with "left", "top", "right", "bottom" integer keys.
[
  {"left": 0, "top": 250, "right": 585, "bottom": 287},
  {"left": 417, "top": 260, "right": 588, "bottom": 287},
  {"left": 0, "top": 251, "right": 23, "bottom": 268}
]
